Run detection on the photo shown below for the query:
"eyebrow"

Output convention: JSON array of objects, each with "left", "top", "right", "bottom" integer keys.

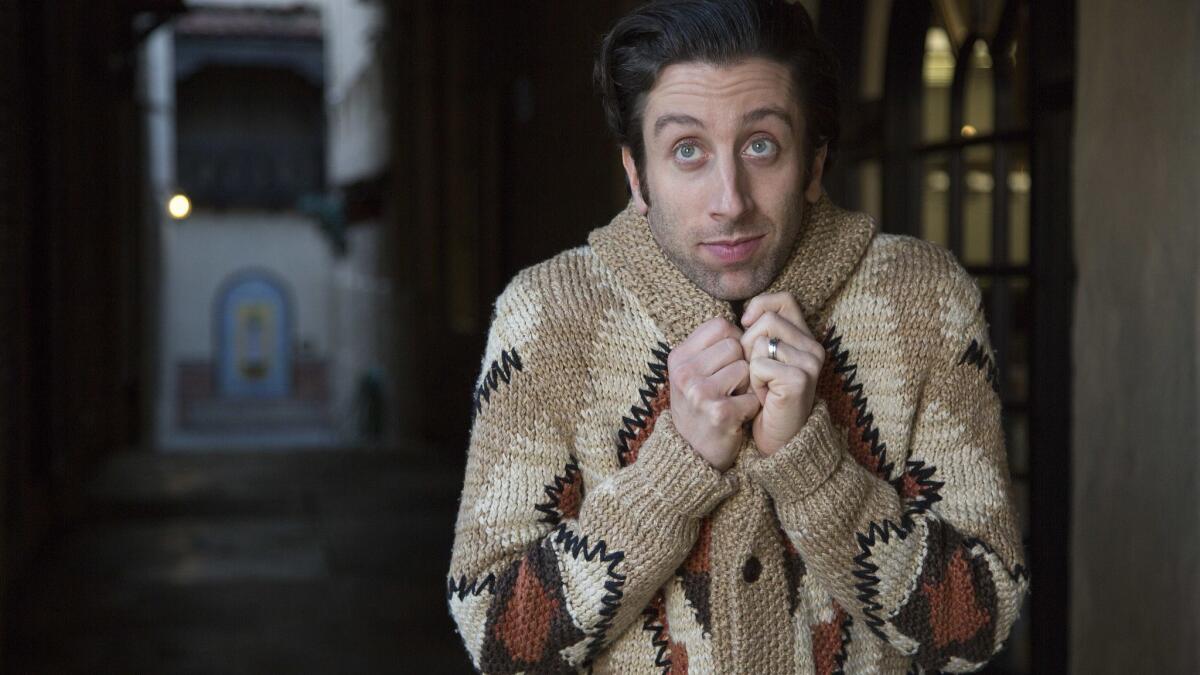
[
  {"left": 743, "top": 106, "right": 794, "bottom": 128},
  {"left": 652, "top": 106, "right": 794, "bottom": 138},
  {"left": 653, "top": 113, "right": 704, "bottom": 138}
]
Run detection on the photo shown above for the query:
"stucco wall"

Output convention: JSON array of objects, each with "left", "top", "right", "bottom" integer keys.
[
  {"left": 1072, "top": 2, "right": 1200, "bottom": 672},
  {"left": 156, "top": 212, "right": 336, "bottom": 443}
]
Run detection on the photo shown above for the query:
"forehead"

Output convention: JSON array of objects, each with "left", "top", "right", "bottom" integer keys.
[{"left": 643, "top": 58, "right": 798, "bottom": 131}]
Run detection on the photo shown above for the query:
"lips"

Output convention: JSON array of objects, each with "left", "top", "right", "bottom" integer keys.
[{"left": 699, "top": 235, "right": 765, "bottom": 265}]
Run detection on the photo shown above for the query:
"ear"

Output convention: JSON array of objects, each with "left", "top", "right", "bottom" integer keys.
[
  {"left": 621, "top": 146, "right": 649, "bottom": 215},
  {"left": 804, "top": 144, "right": 828, "bottom": 203}
]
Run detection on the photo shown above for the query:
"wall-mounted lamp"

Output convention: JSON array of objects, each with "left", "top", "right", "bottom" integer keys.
[{"left": 168, "top": 193, "right": 192, "bottom": 220}]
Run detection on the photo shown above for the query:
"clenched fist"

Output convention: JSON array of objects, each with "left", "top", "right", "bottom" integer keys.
[
  {"left": 739, "top": 292, "right": 825, "bottom": 456},
  {"left": 667, "top": 317, "right": 762, "bottom": 471}
]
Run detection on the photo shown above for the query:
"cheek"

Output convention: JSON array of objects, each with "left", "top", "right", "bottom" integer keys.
[
  {"left": 648, "top": 168, "right": 708, "bottom": 218},
  {"left": 750, "top": 163, "right": 804, "bottom": 208}
]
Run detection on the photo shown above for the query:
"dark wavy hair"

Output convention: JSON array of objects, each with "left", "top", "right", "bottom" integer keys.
[{"left": 594, "top": 0, "right": 840, "bottom": 199}]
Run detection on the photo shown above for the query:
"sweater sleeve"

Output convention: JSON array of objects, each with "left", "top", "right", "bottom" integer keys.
[
  {"left": 747, "top": 270, "right": 1029, "bottom": 673},
  {"left": 447, "top": 274, "right": 736, "bottom": 673}
]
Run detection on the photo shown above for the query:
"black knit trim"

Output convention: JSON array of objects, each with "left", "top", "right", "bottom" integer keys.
[
  {"left": 957, "top": 338, "right": 1000, "bottom": 394},
  {"left": 472, "top": 348, "right": 524, "bottom": 417},
  {"left": 616, "top": 342, "right": 670, "bottom": 468},
  {"left": 533, "top": 457, "right": 584, "bottom": 525},
  {"left": 448, "top": 523, "right": 627, "bottom": 667},
  {"left": 447, "top": 572, "right": 496, "bottom": 601},
  {"left": 834, "top": 613, "right": 853, "bottom": 674},
  {"left": 852, "top": 518, "right": 925, "bottom": 641},
  {"left": 548, "top": 523, "right": 627, "bottom": 664},
  {"left": 822, "top": 327, "right": 896, "bottom": 481},
  {"left": 962, "top": 536, "right": 1031, "bottom": 585},
  {"left": 891, "top": 459, "right": 946, "bottom": 513},
  {"left": 640, "top": 592, "right": 673, "bottom": 673},
  {"left": 850, "top": 509, "right": 1031, "bottom": 645}
]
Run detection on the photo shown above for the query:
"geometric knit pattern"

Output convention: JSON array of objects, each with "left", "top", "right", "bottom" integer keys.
[
  {"left": 472, "top": 348, "right": 523, "bottom": 419},
  {"left": 448, "top": 196, "right": 1029, "bottom": 673}
]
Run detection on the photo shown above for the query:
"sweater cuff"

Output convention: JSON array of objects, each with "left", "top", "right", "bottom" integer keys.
[
  {"left": 631, "top": 409, "right": 737, "bottom": 518},
  {"left": 746, "top": 400, "right": 844, "bottom": 503}
]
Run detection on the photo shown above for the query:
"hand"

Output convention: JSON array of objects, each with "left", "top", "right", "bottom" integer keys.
[
  {"left": 739, "top": 292, "right": 825, "bottom": 456},
  {"left": 668, "top": 317, "right": 762, "bottom": 471}
]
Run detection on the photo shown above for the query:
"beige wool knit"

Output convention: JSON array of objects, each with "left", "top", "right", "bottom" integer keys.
[{"left": 447, "top": 196, "right": 1029, "bottom": 674}]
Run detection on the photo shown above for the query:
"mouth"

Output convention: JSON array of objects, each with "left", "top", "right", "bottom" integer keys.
[{"left": 699, "top": 234, "right": 765, "bottom": 265}]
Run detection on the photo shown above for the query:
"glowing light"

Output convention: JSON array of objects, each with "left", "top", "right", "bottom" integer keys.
[
  {"left": 168, "top": 193, "right": 192, "bottom": 220},
  {"left": 923, "top": 27, "right": 955, "bottom": 86},
  {"left": 960, "top": 124, "right": 978, "bottom": 138},
  {"left": 966, "top": 170, "right": 994, "bottom": 193}
]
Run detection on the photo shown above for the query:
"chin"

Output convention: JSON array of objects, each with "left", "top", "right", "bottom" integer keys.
[{"left": 708, "top": 273, "right": 763, "bottom": 302}]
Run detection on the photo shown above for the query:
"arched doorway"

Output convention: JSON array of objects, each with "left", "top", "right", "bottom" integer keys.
[{"left": 215, "top": 269, "right": 294, "bottom": 398}]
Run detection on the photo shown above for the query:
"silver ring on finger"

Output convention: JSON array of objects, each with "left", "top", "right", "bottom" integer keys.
[{"left": 767, "top": 337, "right": 781, "bottom": 361}]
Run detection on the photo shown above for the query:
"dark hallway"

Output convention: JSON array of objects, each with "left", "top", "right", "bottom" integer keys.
[
  {"left": 6, "top": 0, "right": 1198, "bottom": 673},
  {"left": 6, "top": 450, "right": 473, "bottom": 673},
  {"left": 0, "top": 1, "right": 638, "bottom": 672}
]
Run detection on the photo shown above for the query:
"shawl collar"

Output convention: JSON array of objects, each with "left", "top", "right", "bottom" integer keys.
[{"left": 588, "top": 195, "right": 877, "bottom": 346}]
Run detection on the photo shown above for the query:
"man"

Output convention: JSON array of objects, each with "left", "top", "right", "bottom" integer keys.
[{"left": 448, "top": 1, "right": 1028, "bottom": 672}]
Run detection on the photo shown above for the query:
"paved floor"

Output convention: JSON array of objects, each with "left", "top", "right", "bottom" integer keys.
[{"left": 5, "top": 449, "right": 477, "bottom": 674}]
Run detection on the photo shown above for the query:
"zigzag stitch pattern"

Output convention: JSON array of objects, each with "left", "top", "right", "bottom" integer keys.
[
  {"left": 834, "top": 613, "right": 854, "bottom": 675},
  {"left": 850, "top": 497, "right": 1031, "bottom": 646},
  {"left": 822, "top": 327, "right": 896, "bottom": 481},
  {"left": 640, "top": 593, "right": 673, "bottom": 673},
  {"left": 957, "top": 338, "right": 1000, "bottom": 394},
  {"left": 893, "top": 459, "right": 945, "bottom": 513},
  {"left": 445, "top": 523, "right": 628, "bottom": 666},
  {"left": 533, "top": 456, "right": 582, "bottom": 525},
  {"left": 823, "top": 326, "right": 1022, "bottom": 649},
  {"left": 616, "top": 342, "right": 670, "bottom": 467},
  {"left": 472, "top": 348, "right": 523, "bottom": 417},
  {"left": 446, "top": 572, "right": 496, "bottom": 601},
  {"left": 548, "top": 523, "right": 627, "bottom": 664}
]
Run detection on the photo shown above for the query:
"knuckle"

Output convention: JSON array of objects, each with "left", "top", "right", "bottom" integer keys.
[
  {"left": 702, "top": 378, "right": 724, "bottom": 398},
  {"left": 668, "top": 349, "right": 690, "bottom": 372},
  {"left": 669, "top": 360, "right": 691, "bottom": 382},
  {"left": 708, "top": 401, "right": 733, "bottom": 425}
]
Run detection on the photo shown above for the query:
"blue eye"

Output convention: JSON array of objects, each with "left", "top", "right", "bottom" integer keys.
[
  {"left": 674, "top": 142, "right": 701, "bottom": 162},
  {"left": 746, "top": 138, "right": 778, "bottom": 158}
]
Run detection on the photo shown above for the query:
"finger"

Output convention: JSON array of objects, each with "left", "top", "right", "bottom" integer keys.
[
  {"left": 691, "top": 337, "right": 745, "bottom": 377},
  {"left": 748, "top": 355, "right": 774, "bottom": 405},
  {"left": 741, "top": 292, "right": 808, "bottom": 335},
  {"left": 674, "top": 317, "right": 743, "bottom": 362},
  {"left": 740, "top": 311, "right": 810, "bottom": 357},
  {"left": 748, "top": 357, "right": 810, "bottom": 401},
  {"left": 726, "top": 391, "right": 762, "bottom": 423},
  {"left": 709, "top": 359, "right": 751, "bottom": 396},
  {"left": 751, "top": 336, "right": 823, "bottom": 374}
]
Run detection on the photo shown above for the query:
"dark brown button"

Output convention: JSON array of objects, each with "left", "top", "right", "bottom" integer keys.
[{"left": 742, "top": 555, "right": 762, "bottom": 584}]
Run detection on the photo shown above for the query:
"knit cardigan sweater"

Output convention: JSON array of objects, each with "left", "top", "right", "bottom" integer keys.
[{"left": 447, "top": 196, "right": 1029, "bottom": 674}]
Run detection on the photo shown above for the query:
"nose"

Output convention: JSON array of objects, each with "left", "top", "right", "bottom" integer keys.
[{"left": 709, "top": 152, "right": 753, "bottom": 224}]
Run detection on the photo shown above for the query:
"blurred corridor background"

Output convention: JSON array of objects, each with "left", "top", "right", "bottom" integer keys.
[{"left": 1, "top": 0, "right": 1196, "bottom": 673}]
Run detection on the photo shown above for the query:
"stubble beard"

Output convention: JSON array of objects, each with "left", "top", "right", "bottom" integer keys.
[{"left": 646, "top": 190, "right": 805, "bottom": 302}]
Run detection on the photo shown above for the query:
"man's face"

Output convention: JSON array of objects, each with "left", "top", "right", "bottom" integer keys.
[{"left": 621, "top": 58, "right": 826, "bottom": 301}]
